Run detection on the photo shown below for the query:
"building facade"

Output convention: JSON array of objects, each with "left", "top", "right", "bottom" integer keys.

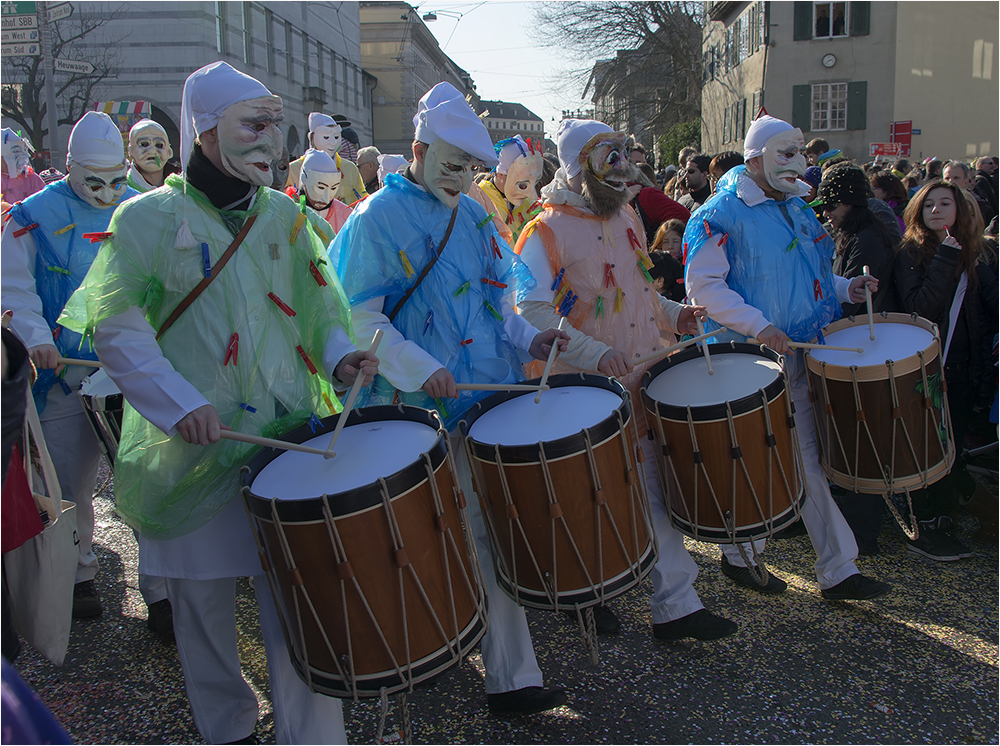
[
  {"left": 477, "top": 100, "right": 544, "bottom": 145},
  {"left": 3, "top": 1, "right": 372, "bottom": 165},
  {"left": 701, "top": 1, "right": 998, "bottom": 162},
  {"left": 359, "top": 1, "right": 477, "bottom": 154}
]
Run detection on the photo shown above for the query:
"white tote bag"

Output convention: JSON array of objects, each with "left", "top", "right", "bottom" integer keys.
[{"left": 4, "top": 387, "right": 78, "bottom": 666}]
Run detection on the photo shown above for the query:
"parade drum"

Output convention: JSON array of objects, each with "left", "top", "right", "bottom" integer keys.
[
  {"left": 640, "top": 343, "right": 805, "bottom": 543},
  {"left": 240, "top": 405, "right": 486, "bottom": 699},
  {"left": 805, "top": 312, "right": 954, "bottom": 494},
  {"left": 460, "top": 373, "right": 655, "bottom": 611},
  {"left": 78, "top": 369, "right": 124, "bottom": 467}
]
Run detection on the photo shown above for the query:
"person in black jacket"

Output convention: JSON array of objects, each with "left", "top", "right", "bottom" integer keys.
[{"left": 894, "top": 179, "right": 999, "bottom": 560}]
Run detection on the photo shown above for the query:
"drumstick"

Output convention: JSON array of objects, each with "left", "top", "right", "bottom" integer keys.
[
  {"left": 749, "top": 338, "right": 863, "bottom": 353},
  {"left": 690, "top": 299, "right": 713, "bottom": 375},
  {"left": 863, "top": 265, "right": 875, "bottom": 341},
  {"left": 456, "top": 383, "right": 550, "bottom": 392},
  {"left": 535, "top": 316, "right": 566, "bottom": 403},
  {"left": 58, "top": 357, "right": 103, "bottom": 368},
  {"left": 221, "top": 430, "right": 330, "bottom": 457},
  {"left": 632, "top": 330, "right": 716, "bottom": 367},
  {"left": 324, "top": 329, "right": 384, "bottom": 459}
]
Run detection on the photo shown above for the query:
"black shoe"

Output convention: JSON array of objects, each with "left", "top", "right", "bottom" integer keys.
[
  {"left": 487, "top": 686, "right": 568, "bottom": 716},
  {"left": 146, "top": 598, "right": 175, "bottom": 642},
  {"left": 561, "top": 604, "right": 621, "bottom": 635},
  {"left": 771, "top": 519, "right": 808, "bottom": 539},
  {"left": 907, "top": 529, "right": 973, "bottom": 561},
  {"left": 72, "top": 580, "right": 103, "bottom": 619},
  {"left": 720, "top": 556, "right": 787, "bottom": 595},
  {"left": 652, "top": 609, "right": 737, "bottom": 641},
  {"left": 821, "top": 573, "right": 891, "bottom": 601}
]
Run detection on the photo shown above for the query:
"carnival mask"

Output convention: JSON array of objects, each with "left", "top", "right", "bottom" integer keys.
[
  {"left": 502, "top": 154, "right": 542, "bottom": 205},
  {"left": 581, "top": 132, "right": 632, "bottom": 192},
  {"left": 216, "top": 96, "right": 284, "bottom": 186},
  {"left": 422, "top": 140, "right": 481, "bottom": 209},
  {"left": 128, "top": 125, "right": 173, "bottom": 176},
  {"left": 270, "top": 147, "right": 290, "bottom": 190},
  {"left": 311, "top": 124, "right": 342, "bottom": 158},
  {"left": 68, "top": 160, "right": 129, "bottom": 208},
  {"left": 2, "top": 131, "right": 32, "bottom": 177},
  {"left": 762, "top": 129, "right": 807, "bottom": 194},
  {"left": 301, "top": 165, "right": 342, "bottom": 209}
]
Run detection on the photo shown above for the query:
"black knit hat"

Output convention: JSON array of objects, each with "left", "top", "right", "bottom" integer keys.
[{"left": 816, "top": 165, "right": 871, "bottom": 207}]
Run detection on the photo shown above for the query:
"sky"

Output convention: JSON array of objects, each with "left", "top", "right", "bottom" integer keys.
[{"left": 415, "top": 0, "right": 596, "bottom": 140}]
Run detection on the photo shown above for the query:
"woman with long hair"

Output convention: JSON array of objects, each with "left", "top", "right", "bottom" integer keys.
[
  {"left": 894, "top": 178, "right": 999, "bottom": 560},
  {"left": 650, "top": 218, "right": 686, "bottom": 261},
  {"left": 869, "top": 169, "right": 909, "bottom": 235}
]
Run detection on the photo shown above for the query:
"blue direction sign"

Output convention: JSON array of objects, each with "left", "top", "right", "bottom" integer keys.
[{"left": 1, "top": 1, "right": 37, "bottom": 14}]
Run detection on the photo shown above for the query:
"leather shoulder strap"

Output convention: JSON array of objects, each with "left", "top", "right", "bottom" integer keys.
[{"left": 387, "top": 206, "right": 459, "bottom": 322}]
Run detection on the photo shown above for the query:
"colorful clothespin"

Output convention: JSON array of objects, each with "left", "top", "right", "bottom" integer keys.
[
  {"left": 481, "top": 278, "right": 508, "bottom": 289},
  {"left": 322, "top": 392, "right": 337, "bottom": 414},
  {"left": 718, "top": 232, "right": 730, "bottom": 248},
  {"left": 52, "top": 326, "right": 62, "bottom": 341},
  {"left": 12, "top": 223, "right": 38, "bottom": 238},
  {"left": 424, "top": 309, "right": 434, "bottom": 335},
  {"left": 476, "top": 212, "right": 496, "bottom": 229},
  {"left": 399, "top": 249, "right": 415, "bottom": 278},
  {"left": 392, "top": 389, "right": 401, "bottom": 405},
  {"left": 702, "top": 219, "right": 712, "bottom": 238},
  {"left": 53, "top": 223, "right": 76, "bottom": 236},
  {"left": 813, "top": 279, "right": 823, "bottom": 301},
  {"left": 637, "top": 258, "right": 654, "bottom": 283},
  {"left": 553, "top": 282, "right": 570, "bottom": 308},
  {"left": 224, "top": 332, "right": 239, "bottom": 366},
  {"left": 239, "top": 402, "right": 257, "bottom": 414},
  {"left": 627, "top": 227, "right": 644, "bottom": 252},
  {"left": 491, "top": 236, "right": 503, "bottom": 259},
  {"left": 484, "top": 300, "right": 503, "bottom": 321},
  {"left": 289, "top": 213, "right": 306, "bottom": 243},
  {"left": 551, "top": 268, "right": 566, "bottom": 292},
  {"left": 201, "top": 243, "right": 212, "bottom": 278},
  {"left": 558, "top": 292, "right": 577, "bottom": 317},
  {"left": 46, "top": 265, "right": 71, "bottom": 275},
  {"left": 296, "top": 345, "right": 318, "bottom": 375},
  {"left": 82, "top": 231, "right": 113, "bottom": 243},
  {"left": 595, "top": 294, "right": 605, "bottom": 319},
  {"left": 309, "top": 260, "right": 328, "bottom": 286},
  {"left": 460, "top": 338, "right": 473, "bottom": 346},
  {"left": 813, "top": 232, "right": 829, "bottom": 243},
  {"left": 298, "top": 193, "right": 308, "bottom": 214},
  {"left": 787, "top": 237, "right": 800, "bottom": 252},
  {"left": 604, "top": 263, "right": 616, "bottom": 288},
  {"left": 454, "top": 280, "right": 471, "bottom": 296},
  {"left": 307, "top": 412, "right": 322, "bottom": 433},
  {"left": 614, "top": 287, "right": 625, "bottom": 313},
  {"left": 267, "top": 292, "right": 297, "bottom": 317},
  {"left": 353, "top": 188, "right": 362, "bottom": 201},
  {"left": 435, "top": 398, "right": 450, "bottom": 419}
]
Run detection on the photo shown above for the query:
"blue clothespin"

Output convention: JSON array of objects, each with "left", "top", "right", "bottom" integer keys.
[
  {"left": 201, "top": 243, "right": 212, "bottom": 278},
  {"left": 424, "top": 309, "right": 434, "bottom": 335},
  {"left": 58, "top": 378, "right": 72, "bottom": 396},
  {"left": 239, "top": 402, "right": 257, "bottom": 414},
  {"left": 307, "top": 412, "right": 322, "bottom": 433},
  {"left": 551, "top": 267, "right": 566, "bottom": 292},
  {"left": 817, "top": 329, "right": 826, "bottom": 345}
]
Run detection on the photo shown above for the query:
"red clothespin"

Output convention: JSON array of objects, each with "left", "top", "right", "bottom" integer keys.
[
  {"left": 296, "top": 345, "right": 318, "bottom": 374},
  {"left": 718, "top": 232, "right": 730, "bottom": 248},
  {"left": 604, "top": 262, "right": 616, "bottom": 288},
  {"left": 703, "top": 219, "right": 712, "bottom": 238},
  {"left": 627, "top": 227, "right": 644, "bottom": 252},
  {"left": 82, "top": 231, "right": 113, "bottom": 243},
  {"left": 813, "top": 279, "right": 823, "bottom": 301},
  {"left": 460, "top": 338, "right": 473, "bottom": 346},
  {"left": 267, "top": 292, "right": 297, "bottom": 317},
  {"left": 309, "top": 260, "right": 328, "bottom": 286},
  {"left": 491, "top": 236, "right": 503, "bottom": 259},
  {"left": 224, "top": 332, "right": 239, "bottom": 366},
  {"left": 481, "top": 278, "right": 508, "bottom": 289},
  {"left": 813, "top": 232, "right": 829, "bottom": 243},
  {"left": 52, "top": 326, "right": 62, "bottom": 341},
  {"left": 12, "top": 222, "right": 38, "bottom": 238},
  {"left": 392, "top": 389, "right": 401, "bottom": 405}
]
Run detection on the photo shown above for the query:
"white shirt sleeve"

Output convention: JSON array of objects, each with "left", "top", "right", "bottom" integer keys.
[
  {"left": 350, "top": 297, "right": 444, "bottom": 392},
  {"left": 93, "top": 306, "right": 210, "bottom": 436},
  {"left": 657, "top": 295, "right": 684, "bottom": 335},
  {"left": 501, "top": 294, "right": 541, "bottom": 360},
  {"left": 1, "top": 216, "right": 55, "bottom": 350},
  {"left": 834, "top": 274, "right": 852, "bottom": 303},
  {"left": 517, "top": 231, "right": 557, "bottom": 303},
  {"left": 322, "top": 326, "right": 357, "bottom": 390},
  {"left": 685, "top": 233, "right": 771, "bottom": 339}
]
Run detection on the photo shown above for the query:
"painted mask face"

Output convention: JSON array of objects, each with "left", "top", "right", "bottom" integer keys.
[
  {"left": 128, "top": 126, "right": 173, "bottom": 176},
  {"left": 502, "top": 154, "right": 542, "bottom": 204},
  {"left": 270, "top": 147, "right": 290, "bottom": 190},
  {"left": 2, "top": 135, "right": 32, "bottom": 177},
  {"left": 762, "top": 129, "right": 807, "bottom": 194},
  {"left": 422, "top": 140, "right": 481, "bottom": 209},
  {"left": 216, "top": 96, "right": 284, "bottom": 186},
  {"left": 581, "top": 132, "right": 632, "bottom": 192},
  {"left": 301, "top": 166, "right": 342, "bottom": 209},
  {"left": 68, "top": 161, "right": 129, "bottom": 208},
  {"left": 311, "top": 124, "right": 342, "bottom": 158}
]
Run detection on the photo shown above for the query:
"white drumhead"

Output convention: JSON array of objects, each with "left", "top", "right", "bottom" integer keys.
[
  {"left": 250, "top": 419, "right": 440, "bottom": 500},
  {"left": 80, "top": 369, "right": 120, "bottom": 399},
  {"left": 810, "top": 322, "right": 934, "bottom": 367},
  {"left": 468, "top": 385, "right": 622, "bottom": 446},
  {"left": 646, "top": 352, "right": 781, "bottom": 407}
]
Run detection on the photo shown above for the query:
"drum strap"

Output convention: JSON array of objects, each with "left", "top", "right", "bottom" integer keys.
[
  {"left": 387, "top": 206, "right": 459, "bottom": 323},
  {"left": 941, "top": 271, "right": 968, "bottom": 365},
  {"left": 155, "top": 215, "right": 258, "bottom": 341}
]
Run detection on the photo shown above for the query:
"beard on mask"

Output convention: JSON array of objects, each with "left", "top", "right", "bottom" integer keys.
[{"left": 582, "top": 166, "right": 632, "bottom": 219}]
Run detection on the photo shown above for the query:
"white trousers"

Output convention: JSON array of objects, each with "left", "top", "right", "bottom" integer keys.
[
  {"left": 722, "top": 356, "right": 859, "bottom": 589},
  {"left": 642, "top": 438, "right": 706, "bottom": 624},
  {"left": 451, "top": 433, "right": 544, "bottom": 695},
  {"left": 165, "top": 574, "right": 346, "bottom": 745}
]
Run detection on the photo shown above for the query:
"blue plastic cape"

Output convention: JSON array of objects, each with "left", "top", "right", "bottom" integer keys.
[
  {"left": 331, "top": 173, "right": 536, "bottom": 429},
  {"left": 8, "top": 179, "right": 138, "bottom": 412},
  {"left": 684, "top": 166, "right": 841, "bottom": 343}
]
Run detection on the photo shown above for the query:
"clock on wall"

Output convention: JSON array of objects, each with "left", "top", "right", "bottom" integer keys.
[{"left": 822, "top": 53, "right": 837, "bottom": 68}]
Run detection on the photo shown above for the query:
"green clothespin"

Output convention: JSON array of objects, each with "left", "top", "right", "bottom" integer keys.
[
  {"left": 595, "top": 294, "right": 605, "bottom": 319},
  {"left": 484, "top": 300, "right": 503, "bottom": 321},
  {"left": 637, "top": 260, "right": 654, "bottom": 283},
  {"left": 435, "top": 398, "right": 450, "bottom": 419},
  {"left": 476, "top": 212, "right": 496, "bottom": 229},
  {"left": 454, "top": 280, "right": 471, "bottom": 296},
  {"left": 786, "top": 237, "right": 799, "bottom": 252}
]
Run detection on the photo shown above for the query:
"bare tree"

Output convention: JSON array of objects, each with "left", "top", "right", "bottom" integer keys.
[
  {"left": 2, "top": 4, "right": 127, "bottom": 157},
  {"left": 531, "top": 2, "right": 704, "bottom": 144}
]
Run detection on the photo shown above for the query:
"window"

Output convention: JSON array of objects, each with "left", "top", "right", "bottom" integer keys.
[
  {"left": 813, "top": 2, "right": 848, "bottom": 38},
  {"left": 723, "top": 104, "right": 731, "bottom": 144},
  {"left": 811, "top": 82, "right": 847, "bottom": 131},
  {"left": 330, "top": 52, "right": 338, "bottom": 103},
  {"left": 241, "top": 2, "right": 252, "bottom": 66},
  {"left": 215, "top": 1, "right": 227, "bottom": 55},
  {"left": 265, "top": 9, "right": 274, "bottom": 73},
  {"left": 751, "top": 89, "right": 763, "bottom": 120}
]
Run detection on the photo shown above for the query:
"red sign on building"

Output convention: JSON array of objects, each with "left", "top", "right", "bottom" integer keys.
[{"left": 889, "top": 120, "right": 912, "bottom": 157}]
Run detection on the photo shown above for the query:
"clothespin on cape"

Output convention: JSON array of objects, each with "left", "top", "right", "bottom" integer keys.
[
  {"left": 399, "top": 249, "right": 415, "bottom": 278},
  {"left": 12, "top": 223, "right": 38, "bottom": 238},
  {"left": 224, "top": 332, "right": 239, "bottom": 366},
  {"left": 322, "top": 392, "right": 337, "bottom": 414},
  {"left": 309, "top": 260, "right": 328, "bottom": 286},
  {"left": 296, "top": 345, "right": 318, "bottom": 375},
  {"left": 267, "top": 292, "right": 297, "bottom": 317}
]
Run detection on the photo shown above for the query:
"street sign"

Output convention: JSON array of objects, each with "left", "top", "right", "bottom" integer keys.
[
  {"left": 55, "top": 57, "right": 93, "bottom": 74},
  {"left": 1, "top": 13, "right": 37, "bottom": 29},
  {"left": 1, "top": 2, "right": 37, "bottom": 15},
  {"left": 0, "top": 40, "right": 39, "bottom": 55},
  {"left": 0, "top": 26, "right": 36, "bottom": 41},
  {"left": 870, "top": 143, "right": 904, "bottom": 157},
  {"left": 46, "top": 2, "right": 71, "bottom": 21},
  {"left": 911, "top": 128, "right": 921, "bottom": 135}
]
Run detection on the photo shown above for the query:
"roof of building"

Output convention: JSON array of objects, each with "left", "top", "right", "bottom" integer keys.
[{"left": 477, "top": 100, "right": 543, "bottom": 122}]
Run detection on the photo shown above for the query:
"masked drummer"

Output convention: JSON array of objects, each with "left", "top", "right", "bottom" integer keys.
[
  {"left": 60, "top": 61, "right": 378, "bottom": 744},
  {"left": 478, "top": 135, "right": 544, "bottom": 241},
  {"left": 287, "top": 112, "right": 367, "bottom": 205},
  {"left": 683, "top": 114, "right": 891, "bottom": 601},
  {"left": 287, "top": 148, "right": 353, "bottom": 237},
  {"left": 1, "top": 112, "right": 146, "bottom": 626},
  {"left": 330, "top": 81, "right": 570, "bottom": 717},
  {"left": 126, "top": 119, "right": 173, "bottom": 193},
  {"left": 514, "top": 119, "right": 738, "bottom": 643}
]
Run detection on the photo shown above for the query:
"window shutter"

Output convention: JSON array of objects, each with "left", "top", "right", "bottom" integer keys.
[
  {"left": 793, "top": 2, "right": 813, "bottom": 40},
  {"left": 792, "top": 84, "right": 811, "bottom": 131},
  {"left": 847, "top": 81, "right": 867, "bottom": 129},
  {"left": 849, "top": 2, "right": 871, "bottom": 36}
]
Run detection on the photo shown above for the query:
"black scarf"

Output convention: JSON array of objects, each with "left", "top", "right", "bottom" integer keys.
[{"left": 186, "top": 144, "right": 257, "bottom": 212}]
